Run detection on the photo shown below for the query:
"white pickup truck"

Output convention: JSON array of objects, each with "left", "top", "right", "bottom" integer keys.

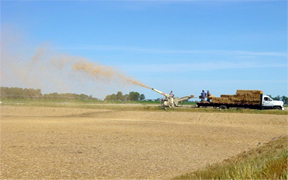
[
  {"left": 262, "top": 95, "right": 284, "bottom": 110},
  {"left": 197, "top": 94, "right": 284, "bottom": 110}
]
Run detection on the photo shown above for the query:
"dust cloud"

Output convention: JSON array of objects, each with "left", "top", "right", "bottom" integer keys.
[
  {"left": 72, "top": 60, "right": 151, "bottom": 89},
  {"left": 1, "top": 28, "right": 150, "bottom": 98},
  {"left": 49, "top": 53, "right": 151, "bottom": 89}
]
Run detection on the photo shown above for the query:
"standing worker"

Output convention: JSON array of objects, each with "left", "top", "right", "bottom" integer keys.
[
  {"left": 207, "top": 90, "right": 211, "bottom": 102},
  {"left": 169, "top": 91, "right": 174, "bottom": 98},
  {"left": 169, "top": 91, "right": 174, "bottom": 107},
  {"left": 200, "top": 90, "right": 206, "bottom": 102}
]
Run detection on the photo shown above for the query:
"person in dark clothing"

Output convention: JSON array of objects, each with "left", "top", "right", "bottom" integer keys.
[
  {"left": 200, "top": 90, "right": 206, "bottom": 102},
  {"left": 207, "top": 90, "right": 211, "bottom": 102}
]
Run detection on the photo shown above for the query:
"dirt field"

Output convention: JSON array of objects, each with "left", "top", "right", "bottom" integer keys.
[{"left": 1, "top": 105, "right": 287, "bottom": 179}]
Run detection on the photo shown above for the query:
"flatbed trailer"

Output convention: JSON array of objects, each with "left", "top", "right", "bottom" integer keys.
[{"left": 196, "top": 102, "right": 262, "bottom": 109}]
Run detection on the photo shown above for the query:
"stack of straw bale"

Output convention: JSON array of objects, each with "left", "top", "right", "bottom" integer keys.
[{"left": 211, "top": 90, "right": 263, "bottom": 104}]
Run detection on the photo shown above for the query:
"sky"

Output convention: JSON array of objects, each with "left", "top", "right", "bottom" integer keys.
[{"left": 1, "top": 0, "right": 287, "bottom": 100}]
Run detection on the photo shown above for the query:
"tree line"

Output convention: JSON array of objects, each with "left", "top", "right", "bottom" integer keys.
[
  {"left": 1, "top": 87, "right": 286, "bottom": 103},
  {"left": 0, "top": 87, "right": 98, "bottom": 100},
  {"left": 104, "top": 91, "right": 145, "bottom": 101},
  {"left": 267, "top": 95, "right": 288, "bottom": 104}
]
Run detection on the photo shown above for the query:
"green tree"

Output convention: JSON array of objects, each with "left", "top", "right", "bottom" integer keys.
[
  {"left": 49, "top": 92, "right": 59, "bottom": 99},
  {"left": 139, "top": 94, "right": 145, "bottom": 101},
  {"left": 105, "top": 94, "right": 117, "bottom": 101},
  {"left": 123, "top": 94, "right": 129, "bottom": 101},
  {"left": 128, "top": 91, "right": 140, "bottom": 101},
  {"left": 35, "top": 89, "right": 42, "bottom": 98},
  {"left": 104, "top": 95, "right": 110, "bottom": 101},
  {"left": 274, "top": 95, "right": 281, "bottom": 100},
  {"left": 110, "top": 94, "right": 116, "bottom": 101},
  {"left": 281, "top": 95, "right": 287, "bottom": 104},
  {"left": 0, "top": 87, "right": 8, "bottom": 99},
  {"left": 155, "top": 98, "right": 160, "bottom": 102},
  {"left": 116, "top": 91, "right": 124, "bottom": 101},
  {"left": 104, "top": 91, "right": 145, "bottom": 101}
]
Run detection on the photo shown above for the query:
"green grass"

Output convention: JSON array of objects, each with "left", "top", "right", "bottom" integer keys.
[
  {"left": 174, "top": 136, "right": 288, "bottom": 180},
  {"left": 1, "top": 99, "right": 287, "bottom": 115},
  {"left": 0, "top": 98, "right": 161, "bottom": 111}
]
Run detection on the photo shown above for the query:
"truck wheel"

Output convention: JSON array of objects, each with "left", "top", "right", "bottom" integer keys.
[
  {"left": 219, "top": 105, "right": 227, "bottom": 110},
  {"left": 273, "top": 106, "right": 281, "bottom": 110}
]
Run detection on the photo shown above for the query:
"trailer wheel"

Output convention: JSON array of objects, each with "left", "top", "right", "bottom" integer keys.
[{"left": 219, "top": 105, "right": 227, "bottom": 110}]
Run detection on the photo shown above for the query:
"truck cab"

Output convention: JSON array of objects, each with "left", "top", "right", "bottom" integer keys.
[{"left": 262, "top": 95, "right": 284, "bottom": 110}]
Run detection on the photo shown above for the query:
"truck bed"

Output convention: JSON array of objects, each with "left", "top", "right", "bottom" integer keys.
[{"left": 196, "top": 101, "right": 261, "bottom": 109}]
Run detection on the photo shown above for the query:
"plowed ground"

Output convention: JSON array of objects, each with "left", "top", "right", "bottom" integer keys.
[{"left": 1, "top": 106, "right": 287, "bottom": 179}]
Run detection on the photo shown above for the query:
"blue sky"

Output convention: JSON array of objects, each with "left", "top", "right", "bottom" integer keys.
[{"left": 1, "top": 0, "right": 287, "bottom": 99}]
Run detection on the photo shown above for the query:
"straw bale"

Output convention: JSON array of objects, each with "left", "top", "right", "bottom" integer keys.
[
  {"left": 220, "top": 95, "right": 235, "bottom": 98},
  {"left": 208, "top": 95, "right": 214, "bottom": 100},
  {"left": 243, "top": 93, "right": 261, "bottom": 102},
  {"left": 236, "top": 90, "right": 263, "bottom": 95},
  {"left": 211, "top": 90, "right": 262, "bottom": 104},
  {"left": 219, "top": 97, "right": 229, "bottom": 103},
  {"left": 211, "top": 97, "right": 220, "bottom": 103},
  {"left": 242, "top": 101, "right": 260, "bottom": 104},
  {"left": 252, "top": 94, "right": 261, "bottom": 99},
  {"left": 211, "top": 97, "right": 220, "bottom": 100},
  {"left": 234, "top": 95, "right": 244, "bottom": 99},
  {"left": 251, "top": 90, "right": 263, "bottom": 94},
  {"left": 231, "top": 97, "right": 241, "bottom": 102}
]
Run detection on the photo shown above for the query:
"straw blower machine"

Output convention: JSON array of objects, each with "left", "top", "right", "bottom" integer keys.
[{"left": 151, "top": 88, "right": 194, "bottom": 108}]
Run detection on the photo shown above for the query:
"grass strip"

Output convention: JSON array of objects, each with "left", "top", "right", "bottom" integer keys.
[{"left": 174, "top": 136, "right": 288, "bottom": 180}]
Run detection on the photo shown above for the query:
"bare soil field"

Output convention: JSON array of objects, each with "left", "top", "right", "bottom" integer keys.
[{"left": 1, "top": 105, "right": 287, "bottom": 179}]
